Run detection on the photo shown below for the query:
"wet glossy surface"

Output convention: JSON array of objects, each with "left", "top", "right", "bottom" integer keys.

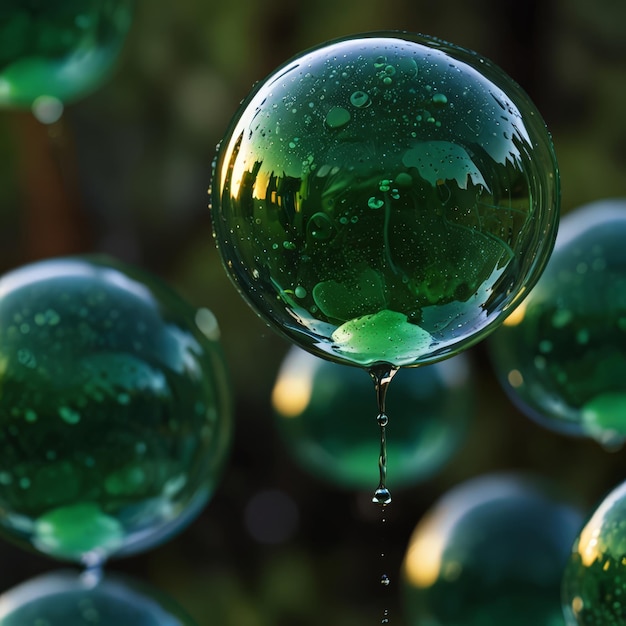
[
  {"left": 489, "top": 200, "right": 626, "bottom": 448},
  {"left": 0, "top": 256, "right": 232, "bottom": 565},
  {"left": 562, "top": 479, "right": 626, "bottom": 625},
  {"left": 211, "top": 32, "right": 559, "bottom": 368}
]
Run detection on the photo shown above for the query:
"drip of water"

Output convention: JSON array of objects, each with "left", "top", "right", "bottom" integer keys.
[
  {"left": 369, "top": 365, "right": 398, "bottom": 506},
  {"left": 369, "top": 364, "right": 398, "bottom": 624}
]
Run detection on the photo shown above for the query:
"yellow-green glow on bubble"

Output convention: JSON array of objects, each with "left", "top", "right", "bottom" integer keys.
[
  {"left": 502, "top": 298, "right": 528, "bottom": 327},
  {"left": 403, "top": 507, "right": 451, "bottom": 588},
  {"left": 271, "top": 346, "right": 321, "bottom": 419}
]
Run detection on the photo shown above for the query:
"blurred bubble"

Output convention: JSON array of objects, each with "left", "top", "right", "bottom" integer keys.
[
  {"left": 489, "top": 199, "right": 626, "bottom": 448},
  {"left": 0, "top": 569, "right": 197, "bottom": 625},
  {"left": 272, "top": 346, "right": 473, "bottom": 490},
  {"left": 0, "top": 256, "right": 232, "bottom": 566},
  {"left": 0, "top": 0, "right": 135, "bottom": 109},
  {"left": 402, "top": 473, "right": 584, "bottom": 626}
]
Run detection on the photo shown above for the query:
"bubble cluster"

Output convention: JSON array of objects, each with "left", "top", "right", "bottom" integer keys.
[
  {"left": 211, "top": 31, "right": 559, "bottom": 368},
  {"left": 488, "top": 200, "right": 626, "bottom": 448},
  {"left": 0, "top": 256, "right": 232, "bottom": 565}
]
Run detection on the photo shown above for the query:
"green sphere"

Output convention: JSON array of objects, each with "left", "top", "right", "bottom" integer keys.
[
  {"left": 0, "top": 256, "right": 232, "bottom": 565},
  {"left": 402, "top": 474, "right": 583, "bottom": 626},
  {"left": 272, "top": 345, "right": 473, "bottom": 489},
  {"left": 488, "top": 200, "right": 626, "bottom": 448},
  {"left": 0, "top": 570, "right": 197, "bottom": 625},
  {"left": 211, "top": 31, "right": 559, "bottom": 368},
  {"left": 562, "top": 480, "right": 626, "bottom": 625},
  {"left": 0, "top": 0, "right": 134, "bottom": 108}
]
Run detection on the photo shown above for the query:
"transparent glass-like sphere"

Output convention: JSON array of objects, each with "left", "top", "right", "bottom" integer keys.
[
  {"left": 0, "top": 0, "right": 134, "bottom": 108},
  {"left": 488, "top": 200, "right": 626, "bottom": 448},
  {"left": 272, "top": 345, "right": 473, "bottom": 489},
  {"left": 211, "top": 31, "right": 559, "bottom": 368},
  {"left": 402, "top": 474, "right": 583, "bottom": 626},
  {"left": 0, "top": 570, "right": 197, "bottom": 625},
  {"left": 563, "top": 480, "right": 626, "bottom": 625},
  {"left": 0, "top": 256, "right": 232, "bottom": 566}
]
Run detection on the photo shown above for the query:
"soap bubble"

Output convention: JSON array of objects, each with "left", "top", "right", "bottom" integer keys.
[
  {"left": 272, "top": 345, "right": 473, "bottom": 489},
  {"left": 0, "top": 0, "right": 134, "bottom": 109},
  {"left": 0, "top": 256, "right": 232, "bottom": 566},
  {"left": 489, "top": 199, "right": 626, "bottom": 448},
  {"left": 562, "top": 479, "right": 626, "bottom": 625},
  {"left": 211, "top": 31, "right": 559, "bottom": 368},
  {"left": 0, "top": 569, "right": 197, "bottom": 625},
  {"left": 402, "top": 473, "right": 583, "bottom": 626}
]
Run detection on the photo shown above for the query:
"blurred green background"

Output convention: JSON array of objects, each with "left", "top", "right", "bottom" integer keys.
[{"left": 1, "top": 0, "right": 626, "bottom": 624}]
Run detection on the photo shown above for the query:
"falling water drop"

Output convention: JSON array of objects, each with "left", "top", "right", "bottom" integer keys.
[
  {"left": 369, "top": 365, "right": 398, "bottom": 623},
  {"left": 369, "top": 366, "right": 397, "bottom": 506}
]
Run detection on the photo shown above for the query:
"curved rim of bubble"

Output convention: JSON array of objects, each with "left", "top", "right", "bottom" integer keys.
[{"left": 210, "top": 30, "right": 560, "bottom": 369}]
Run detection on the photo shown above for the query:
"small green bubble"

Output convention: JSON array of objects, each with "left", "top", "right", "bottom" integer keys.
[
  {"left": 368, "top": 197, "right": 385, "bottom": 210},
  {"left": 283, "top": 241, "right": 297, "bottom": 250},
  {"left": 295, "top": 286, "right": 307, "bottom": 299},
  {"left": 432, "top": 93, "right": 448, "bottom": 105},
  {"left": 325, "top": 106, "right": 351, "bottom": 129},
  {"left": 350, "top": 90, "right": 371, "bottom": 108}
]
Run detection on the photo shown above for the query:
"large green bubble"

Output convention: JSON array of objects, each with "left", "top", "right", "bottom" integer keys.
[{"left": 211, "top": 31, "right": 559, "bottom": 368}]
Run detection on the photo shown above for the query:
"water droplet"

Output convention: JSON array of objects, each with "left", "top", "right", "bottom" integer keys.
[
  {"left": 308, "top": 212, "right": 335, "bottom": 240},
  {"left": 394, "top": 172, "right": 413, "bottom": 188},
  {"left": 381, "top": 574, "right": 390, "bottom": 586},
  {"left": 32, "top": 96, "right": 64, "bottom": 125},
  {"left": 432, "top": 93, "right": 448, "bottom": 106},
  {"left": 295, "top": 286, "right": 307, "bottom": 299},
  {"left": 377, "top": 413, "right": 389, "bottom": 427},
  {"left": 350, "top": 90, "right": 371, "bottom": 108},
  {"left": 373, "top": 487, "right": 392, "bottom": 506},
  {"left": 283, "top": 241, "right": 297, "bottom": 250},
  {"left": 368, "top": 197, "right": 385, "bottom": 210},
  {"left": 374, "top": 56, "right": 387, "bottom": 69},
  {"left": 325, "top": 107, "right": 351, "bottom": 129}
]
